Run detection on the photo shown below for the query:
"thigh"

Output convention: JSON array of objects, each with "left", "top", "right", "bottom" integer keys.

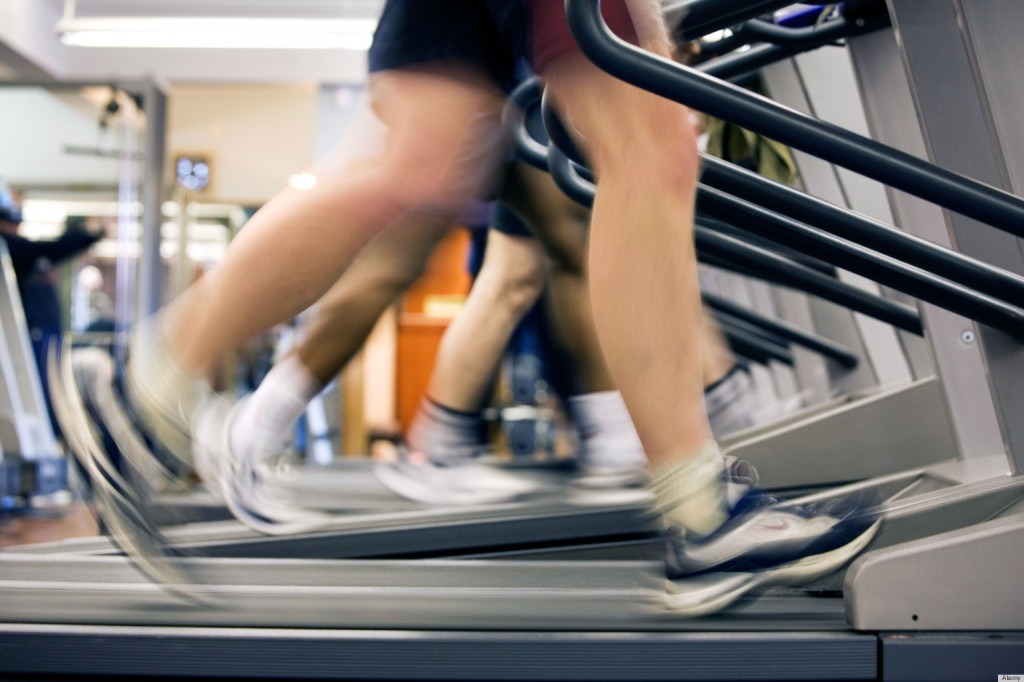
[
  {"left": 500, "top": 163, "right": 589, "bottom": 273},
  {"left": 368, "top": 65, "right": 509, "bottom": 209}
]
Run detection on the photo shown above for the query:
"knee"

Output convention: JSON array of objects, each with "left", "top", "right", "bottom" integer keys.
[{"left": 478, "top": 248, "right": 546, "bottom": 315}]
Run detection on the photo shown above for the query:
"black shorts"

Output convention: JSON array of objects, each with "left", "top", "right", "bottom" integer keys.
[
  {"left": 368, "top": 0, "right": 529, "bottom": 92},
  {"left": 490, "top": 202, "right": 533, "bottom": 238}
]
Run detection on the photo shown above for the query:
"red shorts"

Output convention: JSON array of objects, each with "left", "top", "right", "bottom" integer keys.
[{"left": 528, "top": 0, "right": 639, "bottom": 75}]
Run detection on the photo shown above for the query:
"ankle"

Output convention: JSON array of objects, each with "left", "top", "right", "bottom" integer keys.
[
  {"left": 652, "top": 440, "right": 728, "bottom": 537},
  {"left": 406, "top": 397, "right": 485, "bottom": 463}
]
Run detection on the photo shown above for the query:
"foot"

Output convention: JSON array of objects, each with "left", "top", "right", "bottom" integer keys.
[
  {"left": 51, "top": 346, "right": 209, "bottom": 602},
  {"left": 567, "top": 461, "right": 653, "bottom": 506},
  {"left": 662, "top": 460, "right": 880, "bottom": 616},
  {"left": 122, "top": 318, "right": 207, "bottom": 479},
  {"left": 192, "top": 394, "right": 333, "bottom": 535},
  {"left": 375, "top": 447, "right": 547, "bottom": 506}
]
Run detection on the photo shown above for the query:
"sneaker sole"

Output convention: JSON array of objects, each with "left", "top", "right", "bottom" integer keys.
[
  {"left": 374, "top": 461, "right": 536, "bottom": 506},
  {"left": 48, "top": 344, "right": 211, "bottom": 604},
  {"left": 663, "top": 518, "right": 881, "bottom": 617}
]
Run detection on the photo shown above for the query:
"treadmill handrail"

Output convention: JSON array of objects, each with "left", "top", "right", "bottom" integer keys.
[
  {"left": 526, "top": 68, "right": 1024, "bottom": 308},
  {"left": 698, "top": 12, "right": 892, "bottom": 83},
  {"left": 547, "top": 147, "right": 926, "bottom": 334},
  {"left": 665, "top": 0, "right": 797, "bottom": 42},
  {"left": 566, "top": 0, "right": 1024, "bottom": 241},
  {"left": 694, "top": 225, "right": 925, "bottom": 335},
  {"left": 716, "top": 317, "right": 795, "bottom": 367},
  {"left": 700, "top": 156, "right": 1024, "bottom": 306},
  {"left": 703, "top": 291, "right": 860, "bottom": 369},
  {"left": 698, "top": 185, "right": 1024, "bottom": 340}
]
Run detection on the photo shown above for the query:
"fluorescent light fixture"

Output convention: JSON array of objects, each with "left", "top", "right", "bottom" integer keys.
[{"left": 58, "top": 17, "right": 376, "bottom": 50}]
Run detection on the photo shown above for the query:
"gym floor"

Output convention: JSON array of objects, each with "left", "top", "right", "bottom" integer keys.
[{"left": 0, "top": 503, "right": 98, "bottom": 549}]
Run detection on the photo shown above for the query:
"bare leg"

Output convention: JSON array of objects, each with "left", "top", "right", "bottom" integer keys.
[
  {"left": 161, "top": 64, "right": 506, "bottom": 380},
  {"left": 296, "top": 215, "right": 452, "bottom": 386},
  {"left": 126, "top": 63, "right": 508, "bottom": 529},
  {"left": 542, "top": 54, "right": 709, "bottom": 466},
  {"left": 381, "top": 226, "right": 549, "bottom": 503},
  {"left": 502, "top": 164, "right": 615, "bottom": 395},
  {"left": 227, "top": 213, "right": 453, "bottom": 464},
  {"left": 426, "top": 229, "right": 546, "bottom": 412}
]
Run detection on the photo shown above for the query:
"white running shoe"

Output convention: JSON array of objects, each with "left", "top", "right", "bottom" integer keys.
[
  {"left": 375, "top": 447, "right": 548, "bottom": 506},
  {"left": 192, "top": 394, "right": 333, "bottom": 535},
  {"left": 661, "top": 461, "right": 881, "bottom": 616}
]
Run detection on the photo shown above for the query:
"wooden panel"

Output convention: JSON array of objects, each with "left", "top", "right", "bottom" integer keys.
[{"left": 394, "top": 229, "right": 472, "bottom": 434}]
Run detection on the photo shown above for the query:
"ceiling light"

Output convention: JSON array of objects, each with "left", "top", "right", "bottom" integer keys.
[
  {"left": 288, "top": 173, "right": 318, "bottom": 191},
  {"left": 58, "top": 17, "right": 376, "bottom": 50}
]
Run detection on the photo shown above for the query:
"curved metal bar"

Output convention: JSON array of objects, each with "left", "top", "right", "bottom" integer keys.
[
  {"left": 699, "top": 156, "right": 1024, "bottom": 306},
  {"left": 697, "top": 186, "right": 1024, "bottom": 340},
  {"left": 546, "top": 152, "right": 925, "bottom": 333},
  {"left": 547, "top": 146, "right": 595, "bottom": 209},
  {"left": 540, "top": 90, "right": 589, "bottom": 170},
  {"left": 566, "top": 0, "right": 1024, "bottom": 240},
  {"left": 505, "top": 78, "right": 549, "bottom": 172},
  {"left": 716, "top": 319, "right": 795, "bottom": 367},
  {"left": 665, "top": 0, "right": 797, "bottom": 41},
  {"left": 694, "top": 227, "right": 925, "bottom": 335},
  {"left": 703, "top": 292, "right": 860, "bottom": 369},
  {"left": 740, "top": 17, "right": 852, "bottom": 48}
]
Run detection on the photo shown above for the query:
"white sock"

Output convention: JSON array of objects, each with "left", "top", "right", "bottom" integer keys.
[
  {"left": 569, "top": 391, "right": 647, "bottom": 470},
  {"left": 652, "top": 440, "right": 728, "bottom": 538},
  {"left": 230, "top": 354, "right": 322, "bottom": 463}
]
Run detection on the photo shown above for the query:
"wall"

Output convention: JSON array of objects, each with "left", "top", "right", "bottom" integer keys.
[
  {"left": 167, "top": 83, "right": 321, "bottom": 205},
  {"left": 0, "top": 88, "right": 122, "bottom": 189}
]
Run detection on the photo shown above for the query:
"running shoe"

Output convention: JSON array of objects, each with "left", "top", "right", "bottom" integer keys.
[
  {"left": 662, "top": 459, "right": 881, "bottom": 616},
  {"left": 191, "top": 394, "right": 334, "bottom": 535},
  {"left": 375, "top": 446, "right": 548, "bottom": 506}
]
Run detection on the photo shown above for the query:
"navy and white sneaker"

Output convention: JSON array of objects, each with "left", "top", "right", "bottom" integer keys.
[
  {"left": 375, "top": 447, "right": 549, "bottom": 506},
  {"left": 192, "top": 394, "right": 333, "bottom": 535},
  {"left": 661, "top": 459, "right": 881, "bottom": 616}
]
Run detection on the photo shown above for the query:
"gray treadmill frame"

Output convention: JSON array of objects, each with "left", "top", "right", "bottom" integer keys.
[{"left": 4, "top": 3, "right": 1024, "bottom": 679}]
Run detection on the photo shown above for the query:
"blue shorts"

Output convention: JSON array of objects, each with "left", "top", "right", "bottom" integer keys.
[{"left": 368, "top": 0, "right": 529, "bottom": 92}]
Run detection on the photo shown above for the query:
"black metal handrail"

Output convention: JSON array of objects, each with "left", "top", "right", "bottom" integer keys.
[
  {"left": 694, "top": 226, "right": 924, "bottom": 335},
  {"left": 524, "top": 68, "right": 1024, "bottom": 308},
  {"left": 697, "top": 11, "right": 891, "bottom": 83},
  {"left": 665, "top": 0, "right": 797, "bottom": 41},
  {"left": 566, "top": 0, "right": 1024, "bottom": 241},
  {"left": 697, "top": 186, "right": 1024, "bottom": 339},
  {"left": 546, "top": 144, "right": 926, "bottom": 335},
  {"left": 699, "top": 156, "right": 1024, "bottom": 305},
  {"left": 699, "top": 215, "right": 838, "bottom": 278},
  {"left": 703, "top": 291, "right": 860, "bottom": 369},
  {"left": 716, "top": 318, "right": 795, "bottom": 367}
]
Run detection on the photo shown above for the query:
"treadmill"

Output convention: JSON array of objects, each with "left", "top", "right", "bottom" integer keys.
[{"left": 1, "top": 2, "right": 1023, "bottom": 680}]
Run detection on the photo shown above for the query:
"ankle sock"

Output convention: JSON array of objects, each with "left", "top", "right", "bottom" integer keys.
[
  {"left": 569, "top": 390, "right": 646, "bottom": 470},
  {"left": 652, "top": 440, "right": 728, "bottom": 538},
  {"left": 230, "top": 354, "right": 322, "bottom": 463},
  {"left": 705, "top": 365, "right": 757, "bottom": 439},
  {"left": 406, "top": 397, "right": 485, "bottom": 464}
]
